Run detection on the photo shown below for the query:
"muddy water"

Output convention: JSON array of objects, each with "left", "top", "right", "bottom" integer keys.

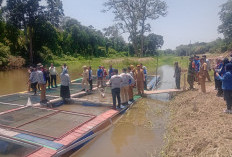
[
  {"left": 71, "top": 65, "right": 175, "bottom": 157},
  {"left": 0, "top": 64, "right": 84, "bottom": 95}
]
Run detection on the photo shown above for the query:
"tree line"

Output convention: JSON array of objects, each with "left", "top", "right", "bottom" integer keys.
[{"left": 0, "top": 0, "right": 166, "bottom": 68}]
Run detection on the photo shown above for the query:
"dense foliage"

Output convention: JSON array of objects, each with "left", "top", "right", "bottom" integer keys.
[{"left": 0, "top": 0, "right": 165, "bottom": 68}]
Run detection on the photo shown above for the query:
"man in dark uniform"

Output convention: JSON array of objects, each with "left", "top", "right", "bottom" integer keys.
[{"left": 187, "top": 57, "right": 195, "bottom": 90}]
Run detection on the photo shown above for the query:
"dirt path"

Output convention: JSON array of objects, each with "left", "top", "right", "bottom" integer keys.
[{"left": 164, "top": 81, "right": 232, "bottom": 156}]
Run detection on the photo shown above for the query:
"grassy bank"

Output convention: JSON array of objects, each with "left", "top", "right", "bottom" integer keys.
[
  {"left": 162, "top": 52, "right": 231, "bottom": 156},
  {"left": 51, "top": 55, "right": 189, "bottom": 74}
]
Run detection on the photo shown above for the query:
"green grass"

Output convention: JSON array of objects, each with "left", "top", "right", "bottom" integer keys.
[{"left": 50, "top": 55, "right": 189, "bottom": 75}]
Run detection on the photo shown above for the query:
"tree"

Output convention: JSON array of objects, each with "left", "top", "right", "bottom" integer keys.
[
  {"left": 103, "top": 0, "right": 167, "bottom": 56},
  {"left": 103, "top": 25, "right": 127, "bottom": 52},
  {"left": 218, "top": 0, "right": 232, "bottom": 40},
  {"left": 4, "top": 0, "right": 63, "bottom": 64},
  {"left": 144, "top": 33, "right": 164, "bottom": 56}
]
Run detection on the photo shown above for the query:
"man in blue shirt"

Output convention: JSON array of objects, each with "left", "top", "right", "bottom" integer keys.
[
  {"left": 97, "top": 66, "right": 103, "bottom": 88},
  {"left": 216, "top": 63, "right": 232, "bottom": 114}
]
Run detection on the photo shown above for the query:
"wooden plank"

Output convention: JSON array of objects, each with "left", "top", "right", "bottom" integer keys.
[{"left": 144, "top": 89, "right": 182, "bottom": 95}]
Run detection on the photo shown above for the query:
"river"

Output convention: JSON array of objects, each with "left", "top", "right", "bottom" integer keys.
[
  {"left": 0, "top": 65, "right": 175, "bottom": 157},
  {"left": 0, "top": 64, "right": 84, "bottom": 95},
  {"left": 71, "top": 65, "right": 175, "bottom": 157}
]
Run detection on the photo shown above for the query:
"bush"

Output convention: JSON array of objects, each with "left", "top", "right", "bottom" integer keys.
[
  {"left": 0, "top": 43, "right": 10, "bottom": 66},
  {"left": 7, "top": 55, "right": 25, "bottom": 68}
]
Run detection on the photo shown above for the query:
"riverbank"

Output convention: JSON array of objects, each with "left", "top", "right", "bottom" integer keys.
[
  {"left": 163, "top": 80, "right": 232, "bottom": 156},
  {"left": 0, "top": 55, "right": 187, "bottom": 95}
]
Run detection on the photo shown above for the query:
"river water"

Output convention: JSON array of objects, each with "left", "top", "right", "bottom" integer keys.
[
  {"left": 0, "top": 65, "right": 175, "bottom": 157},
  {"left": 0, "top": 64, "right": 84, "bottom": 95},
  {"left": 71, "top": 65, "right": 175, "bottom": 157}
]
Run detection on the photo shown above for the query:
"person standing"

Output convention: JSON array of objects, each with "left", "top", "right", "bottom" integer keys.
[
  {"left": 174, "top": 62, "right": 181, "bottom": 89},
  {"left": 199, "top": 58, "right": 207, "bottom": 93},
  {"left": 217, "top": 58, "right": 230, "bottom": 96},
  {"left": 202, "top": 55, "right": 211, "bottom": 81},
  {"left": 43, "top": 65, "right": 51, "bottom": 89},
  {"left": 102, "top": 66, "right": 108, "bottom": 87},
  {"left": 193, "top": 56, "right": 200, "bottom": 82},
  {"left": 60, "top": 68, "right": 71, "bottom": 103},
  {"left": 109, "top": 69, "right": 123, "bottom": 110},
  {"left": 128, "top": 67, "right": 135, "bottom": 102},
  {"left": 214, "top": 59, "right": 223, "bottom": 90},
  {"left": 135, "top": 65, "right": 145, "bottom": 95},
  {"left": 97, "top": 66, "right": 103, "bottom": 88},
  {"left": 29, "top": 66, "right": 38, "bottom": 95},
  {"left": 187, "top": 57, "right": 195, "bottom": 90},
  {"left": 81, "top": 66, "right": 89, "bottom": 91},
  {"left": 88, "top": 66, "right": 93, "bottom": 91},
  {"left": 140, "top": 63, "right": 147, "bottom": 90},
  {"left": 49, "top": 63, "right": 57, "bottom": 88},
  {"left": 216, "top": 63, "right": 232, "bottom": 114},
  {"left": 120, "top": 68, "right": 134, "bottom": 106},
  {"left": 108, "top": 65, "right": 114, "bottom": 79},
  {"left": 37, "top": 63, "right": 47, "bottom": 103},
  {"left": 27, "top": 67, "right": 32, "bottom": 92}
]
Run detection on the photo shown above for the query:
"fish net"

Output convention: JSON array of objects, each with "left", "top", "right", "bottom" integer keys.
[{"left": 0, "top": 136, "right": 40, "bottom": 157}]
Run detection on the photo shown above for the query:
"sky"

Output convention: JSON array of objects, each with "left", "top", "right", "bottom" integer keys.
[{"left": 62, "top": 0, "right": 228, "bottom": 50}]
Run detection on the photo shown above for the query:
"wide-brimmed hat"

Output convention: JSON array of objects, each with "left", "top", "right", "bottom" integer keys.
[{"left": 37, "top": 63, "right": 43, "bottom": 68}]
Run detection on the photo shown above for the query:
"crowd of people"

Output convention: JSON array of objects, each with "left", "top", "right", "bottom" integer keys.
[
  {"left": 27, "top": 63, "right": 148, "bottom": 110},
  {"left": 187, "top": 54, "right": 232, "bottom": 114}
]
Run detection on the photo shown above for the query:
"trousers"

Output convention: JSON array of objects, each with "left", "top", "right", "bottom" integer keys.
[{"left": 120, "top": 86, "right": 129, "bottom": 104}]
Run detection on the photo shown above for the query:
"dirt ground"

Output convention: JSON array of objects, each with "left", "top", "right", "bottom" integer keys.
[{"left": 164, "top": 79, "right": 232, "bottom": 156}]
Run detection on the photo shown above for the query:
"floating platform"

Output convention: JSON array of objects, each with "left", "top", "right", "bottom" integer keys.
[
  {"left": 0, "top": 75, "right": 157, "bottom": 157},
  {"left": 144, "top": 88, "right": 183, "bottom": 95}
]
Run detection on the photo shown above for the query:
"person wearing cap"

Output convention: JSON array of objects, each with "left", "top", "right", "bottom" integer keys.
[
  {"left": 199, "top": 58, "right": 207, "bottom": 93},
  {"left": 97, "top": 66, "right": 103, "bottom": 88},
  {"left": 49, "top": 63, "right": 57, "bottom": 88},
  {"left": 120, "top": 68, "right": 134, "bottom": 105},
  {"left": 135, "top": 65, "right": 145, "bottom": 95},
  {"left": 140, "top": 63, "right": 147, "bottom": 90},
  {"left": 60, "top": 68, "right": 71, "bottom": 103},
  {"left": 37, "top": 63, "right": 47, "bottom": 103},
  {"left": 174, "top": 62, "right": 181, "bottom": 89},
  {"left": 187, "top": 57, "right": 195, "bottom": 90},
  {"left": 29, "top": 66, "right": 38, "bottom": 95},
  {"left": 81, "top": 66, "right": 89, "bottom": 91},
  {"left": 109, "top": 69, "right": 123, "bottom": 110},
  {"left": 216, "top": 63, "right": 232, "bottom": 114},
  {"left": 202, "top": 55, "right": 211, "bottom": 82}
]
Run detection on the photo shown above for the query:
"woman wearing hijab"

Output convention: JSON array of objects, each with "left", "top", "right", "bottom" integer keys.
[
  {"left": 216, "top": 63, "right": 232, "bottom": 114},
  {"left": 60, "top": 68, "right": 71, "bottom": 103}
]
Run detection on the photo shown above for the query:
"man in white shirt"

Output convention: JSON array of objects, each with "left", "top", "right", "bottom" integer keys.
[
  {"left": 49, "top": 63, "right": 57, "bottom": 88},
  {"left": 120, "top": 68, "right": 134, "bottom": 105},
  {"left": 109, "top": 69, "right": 123, "bottom": 110},
  {"left": 37, "top": 63, "right": 47, "bottom": 103}
]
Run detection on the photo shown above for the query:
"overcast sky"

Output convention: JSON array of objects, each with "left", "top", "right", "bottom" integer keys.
[{"left": 62, "top": 0, "right": 227, "bottom": 50}]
